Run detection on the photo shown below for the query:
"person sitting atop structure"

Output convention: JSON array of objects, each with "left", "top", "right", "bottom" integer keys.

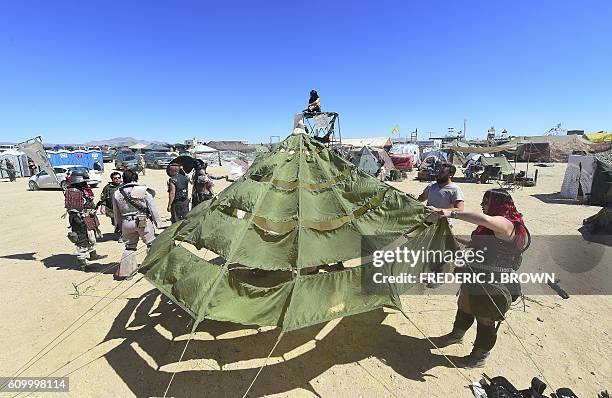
[{"left": 305, "top": 89, "right": 321, "bottom": 113}]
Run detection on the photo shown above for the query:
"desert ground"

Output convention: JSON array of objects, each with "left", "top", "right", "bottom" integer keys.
[{"left": 0, "top": 162, "right": 610, "bottom": 398}]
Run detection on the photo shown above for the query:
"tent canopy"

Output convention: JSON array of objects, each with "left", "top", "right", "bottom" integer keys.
[
  {"left": 351, "top": 146, "right": 379, "bottom": 176},
  {"left": 207, "top": 141, "right": 255, "bottom": 153},
  {"left": 342, "top": 137, "right": 391, "bottom": 148},
  {"left": 422, "top": 150, "right": 449, "bottom": 162},
  {"left": 585, "top": 132, "right": 612, "bottom": 143},
  {"left": 479, "top": 155, "right": 514, "bottom": 175},
  {"left": 129, "top": 143, "right": 147, "bottom": 150},
  {"left": 141, "top": 131, "right": 453, "bottom": 332},
  {"left": 190, "top": 144, "right": 218, "bottom": 154}
]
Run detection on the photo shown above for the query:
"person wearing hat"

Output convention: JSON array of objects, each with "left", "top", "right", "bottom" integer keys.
[
  {"left": 64, "top": 171, "right": 106, "bottom": 268},
  {"left": 167, "top": 163, "right": 190, "bottom": 223},
  {"left": 191, "top": 160, "right": 215, "bottom": 209}
]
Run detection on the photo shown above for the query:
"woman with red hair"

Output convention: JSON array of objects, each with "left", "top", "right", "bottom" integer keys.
[{"left": 431, "top": 189, "right": 530, "bottom": 367}]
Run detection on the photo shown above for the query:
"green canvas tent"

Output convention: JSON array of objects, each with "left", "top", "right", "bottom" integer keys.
[
  {"left": 589, "top": 157, "right": 612, "bottom": 206},
  {"left": 480, "top": 155, "right": 514, "bottom": 175},
  {"left": 141, "top": 130, "right": 453, "bottom": 332}
]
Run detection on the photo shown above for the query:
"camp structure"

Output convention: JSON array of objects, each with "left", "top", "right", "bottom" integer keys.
[
  {"left": 509, "top": 135, "right": 612, "bottom": 163},
  {"left": 560, "top": 155, "right": 598, "bottom": 201},
  {"left": 389, "top": 143, "right": 419, "bottom": 171},
  {"left": 0, "top": 149, "right": 30, "bottom": 178},
  {"left": 372, "top": 147, "right": 396, "bottom": 175},
  {"left": 560, "top": 154, "right": 612, "bottom": 205},
  {"left": 590, "top": 152, "right": 612, "bottom": 206},
  {"left": 580, "top": 206, "right": 612, "bottom": 246},
  {"left": 342, "top": 137, "right": 392, "bottom": 149},
  {"left": 207, "top": 140, "right": 255, "bottom": 153},
  {"left": 584, "top": 132, "right": 612, "bottom": 143},
  {"left": 478, "top": 155, "right": 514, "bottom": 174},
  {"left": 141, "top": 128, "right": 453, "bottom": 341},
  {"left": 46, "top": 148, "right": 104, "bottom": 170},
  {"left": 420, "top": 150, "right": 448, "bottom": 169}
]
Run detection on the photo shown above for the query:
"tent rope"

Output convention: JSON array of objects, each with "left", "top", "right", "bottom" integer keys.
[
  {"left": 465, "top": 264, "right": 556, "bottom": 391},
  {"left": 71, "top": 244, "right": 149, "bottom": 297},
  {"left": 162, "top": 321, "right": 199, "bottom": 398},
  {"left": 241, "top": 331, "right": 285, "bottom": 398},
  {"left": 0, "top": 273, "right": 143, "bottom": 392},
  {"left": 11, "top": 276, "right": 145, "bottom": 398},
  {"left": 398, "top": 308, "right": 473, "bottom": 385}
]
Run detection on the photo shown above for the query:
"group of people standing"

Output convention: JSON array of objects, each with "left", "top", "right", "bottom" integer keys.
[
  {"left": 63, "top": 159, "right": 216, "bottom": 280},
  {"left": 166, "top": 160, "right": 215, "bottom": 223}
]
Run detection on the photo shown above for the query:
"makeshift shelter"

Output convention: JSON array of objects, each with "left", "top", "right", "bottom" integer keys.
[
  {"left": 351, "top": 146, "right": 379, "bottom": 176},
  {"left": 0, "top": 149, "right": 30, "bottom": 178},
  {"left": 207, "top": 141, "right": 255, "bottom": 153},
  {"left": 580, "top": 206, "right": 612, "bottom": 246},
  {"left": 585, "top": 132, "right": 612, "bottom": 143},
  {"left": 372, "top": 148, "right": 396, "bottom": 173},
  {"left": 389, "top": 154, "right": 413, "bottom": 172},
  {"left": 560, "top": 155, "right": 598, "bottom": 200},
  {"left": 46, "top": 149, "right": 104, "bottom": 170},
  {"left": 510, "top": 135, "right": 612, "bottom": 163},
  {"left": 422, "top": 150, "right": 448, "bottom": 162},
  {"left": 589, "top": 155, "right": 612, "bottom": 206},
  {"left": 141, "top": 130, "right": 453, "bottom": 334},
  {"left": 390, "top": 143, "right": 420, "bottom": 165},
  {"left": 190, "top": 144, "right": 218, "bottom": 154},
  {"left": 479, "top": 156, "right": 514, "bottom": 175},
  {"left": 342, "top": 137, "right": 391, "bottom": 148}
]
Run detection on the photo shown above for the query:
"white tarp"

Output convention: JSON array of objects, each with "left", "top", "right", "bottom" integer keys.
[
  {"left": 18, "top": 138, "right": 59, "bottom": 182},
  {"left": 390, "top": 144, "right": 420, "bottom": 165},
  {"left": 0, "top": 149, "right": 29, "bottom": 178},
  {"left": 190, "top": 144, "right": 218, "bottom": 154},
  {"left": 560, "top": 155, "right": 597, "bottom": 200}
]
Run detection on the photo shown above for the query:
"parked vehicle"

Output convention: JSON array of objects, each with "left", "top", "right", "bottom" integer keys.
[
  {"left": 102, "top": 150, "right": 113, "bottom": 162},
  {"left": 28, "top": 165, "right": 102, "bottom": 190},
  {"left": 114, "top": 152, "right": 139, "bottom": 170},
  {"left": 144, "top": 152, "right": 173, "bottom": 168}
]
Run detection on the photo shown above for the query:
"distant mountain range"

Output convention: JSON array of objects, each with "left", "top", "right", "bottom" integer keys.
[
  {"left": 0, "top": 137, "right": 170, "bottom": 147},
  {"left": 84, "top": 137, "right": 169, "bottom": 146}
]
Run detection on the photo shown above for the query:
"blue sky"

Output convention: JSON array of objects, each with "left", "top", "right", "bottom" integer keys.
[{"left": 1, "top": 0, "right": 610, "bottom": 144}]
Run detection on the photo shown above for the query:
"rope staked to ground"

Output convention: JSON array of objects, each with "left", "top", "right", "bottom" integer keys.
[
  {"left": 399, "top": 308, "right": 473, "bottom": 386},
  {"left": 12, "top": 276, "right": 145, "bottom": 398}
]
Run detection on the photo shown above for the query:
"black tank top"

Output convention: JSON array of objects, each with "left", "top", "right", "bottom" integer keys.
[{"left": 170, "top": 173, "right": 189, "bottom": 201}]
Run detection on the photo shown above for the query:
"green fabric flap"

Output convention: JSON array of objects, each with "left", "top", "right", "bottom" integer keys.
[{"left": 281, "top": 266, "right": 397, "bottom": 331}]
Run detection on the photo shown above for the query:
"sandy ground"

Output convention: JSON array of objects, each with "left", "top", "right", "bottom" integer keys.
[{"left": 0, "top": 163, "right": 611, "bottom": 398}]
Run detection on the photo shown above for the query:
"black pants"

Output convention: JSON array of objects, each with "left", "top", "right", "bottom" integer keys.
[
  {"left": 69, "top": 213, "right": 90, "bottom": 247},
  {"left": 171, "top": 199, "right": 189, "bottom": 223},
  {"left": 192, "top": 192, "right": 213, "bottom": 209}
]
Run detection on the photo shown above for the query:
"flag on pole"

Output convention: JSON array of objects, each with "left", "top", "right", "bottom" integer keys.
[
  {"left": 18, "top": 137, "right": 59, "bottom": 184},
  {"left": 391, "top": 125, "right": 400, "bottom": 135}
]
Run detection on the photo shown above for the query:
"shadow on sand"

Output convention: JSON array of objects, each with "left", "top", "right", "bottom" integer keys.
[
  {"left": 531, "top": 193, "right": 587, "bottom": 205},
  {"left": 41, "top": 253, "right": 116, "bottom": 274},
  {"left": 97, "top": 290, "right": 456, "bottom": 397},
  {"left": 0, "top": 252, "right": 37, "bottom": 261}
]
